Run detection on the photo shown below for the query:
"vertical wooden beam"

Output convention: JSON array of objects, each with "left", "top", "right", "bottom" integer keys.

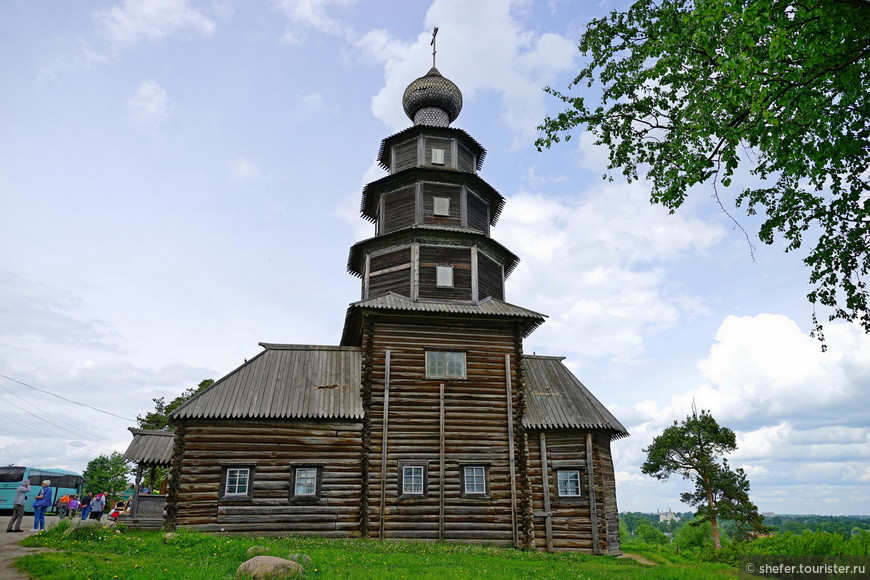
[
  {"left": 505, "top": 354, "right": 518, "bottom": 548},
  {"left": 439, "top": 382, "right": 446, "bottom": 541},
  {"left": 131, "top": 465, "right": 143, "bottom": 519},
  {"left": 470, "top": 245, "right": 478, "bottom": 303},
  {"left": 586, "top": 433, "right": 600, "bottom": 554},
  {"left": 378, "top": 349, "right": 391, "bottom": 540},
  {"left": 538, "top": 433, "right": 553, "bottom": 552}
]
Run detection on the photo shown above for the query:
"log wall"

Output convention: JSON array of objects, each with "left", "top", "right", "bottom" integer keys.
[
  {"left": 169, "top": 419, "right": 363, "bottom": 535},
  {"left": 363, "top": 318, "right": 528, "bottom": 545},
  {"left": 527, "top": 429, "right": 621, "bottom": 553}
]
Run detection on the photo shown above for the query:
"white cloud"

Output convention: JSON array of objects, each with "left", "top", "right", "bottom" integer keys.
[
  {"left": 129, "top": 80, "right": 171, "bottom": 122},
  {"left": 96, "top": 0, "right": 215, "bottom": 45},
  {"left": 272, "top": 0, "right": 357, "bottom": 40},
  {"left": 362, "top": 0, "right": 577, "bottom": 141},
  {"left": 499, "top": 180, "right": 725, "bottom": 361}
]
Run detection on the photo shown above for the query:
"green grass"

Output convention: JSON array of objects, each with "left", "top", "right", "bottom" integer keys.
[{"left": 15, "top": 520, "right": 735, "bottom": 579}]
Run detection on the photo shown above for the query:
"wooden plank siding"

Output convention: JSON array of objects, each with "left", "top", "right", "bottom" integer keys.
[
  {"left": 422, "top": 183, "right": 462, "bottom": 228},
  {"left": 362, "top": 318, "right": 529, "bottom": 545},
  {"left": 423, "top": 137, "right": 453, "bottom": 169},
  {"left": 418, "top": 246, "right": 472, "bottom": 301},
  {"left": 392, "top": 139, "right": 418, "bottom": 173},
  {"left": 368, "top": 247, "right": 412, "bottom": 299},
  {"left": 169, "top": 419, "right": 363, "bottom": 535},
  {"left": 478, "top": 252, "right": 504, "bottom": 301},
  {"left": 382, "top": 187, "right": 416, "bottom": 234},
  {"left": 467, "top": 190, "right": 490, "bottom": 235},
  {"left": 527, "top": 429, "right": 621, "bottom": 553}
]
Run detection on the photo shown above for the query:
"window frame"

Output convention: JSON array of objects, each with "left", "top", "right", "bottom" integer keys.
[
  {"left": 460, "top": 464, "right": 490, "bottom": 498},
  {"left": 432, "top": 196, "right": 450, "bottom": 216},
  {"left": 431, "top": 148, "right": 446, "bottom": 165},
  {"left": 398, "top": 462, "right": 428, "bottom": 498},
  {"left": 425, "top": 350, "right": 466, "bottom": 379},
  {"left": 289, "top": 465, "right": 323, "bottom": 503},
  {"left": 220, "top": 465, "right": 255, "bottom": 502},
  {"left": 555, "top": 468, "right": 583, "bottom": 499},
  {"left": 435, "top": 265, "right": 454, "bottom": 287}
]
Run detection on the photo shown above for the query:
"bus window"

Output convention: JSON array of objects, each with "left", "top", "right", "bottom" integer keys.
[{"left": 0, "top": 466, "right": 26, "bottom": 482}]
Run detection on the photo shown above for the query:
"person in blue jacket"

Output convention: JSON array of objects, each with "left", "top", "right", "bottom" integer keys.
[{"left": 31, "top": 480, "right": 53, "bottom": 532}]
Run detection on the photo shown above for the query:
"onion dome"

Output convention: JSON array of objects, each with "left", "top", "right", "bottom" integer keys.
[{"left": 402, "top": 67, "right": 463, "bottom": 127}]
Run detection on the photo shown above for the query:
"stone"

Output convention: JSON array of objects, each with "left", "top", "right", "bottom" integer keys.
[
  {"left": 287, "top": 553, "right": 312, "bottom": 568},
  {"left": 246, "top": 545, "right": 269, "bottom": 556},
  {"left": 236, "top": 556, "right": 304, "bottom": 579}
]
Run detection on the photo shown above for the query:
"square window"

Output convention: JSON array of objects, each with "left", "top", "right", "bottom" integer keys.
[
  {"left": 431, "top": 148, "right": 445, "bottom": 165},
  {"left": 436, "top": 265, "right": 454, "bottom": 287},
  {"left": 433, "top": 196, "right": 450, "bottom": 216},
  {"left": 426, "top": 350, "right": 465, "bottom": 379},
  {"left": 557, "top": 470, "right": 582, "bottom": 497},
  {"left": 295, "top": 467, "right": 318, "bottom": 496},
  {"left": 462, "top": 465, "right": 488, "bottom": 496},
  {"left": 401, "top": 465, "right": 425, "bottom": 496}
]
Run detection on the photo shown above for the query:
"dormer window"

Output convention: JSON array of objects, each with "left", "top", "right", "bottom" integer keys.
[
  {"left": 433, "top": 197, "right": 450, "bottom": 216},
  {"left": 431, "top": 148, "right": 445, "bottom": 165},
  {"left": 436, "top": 265, "right": 454, "bottom": 287}
]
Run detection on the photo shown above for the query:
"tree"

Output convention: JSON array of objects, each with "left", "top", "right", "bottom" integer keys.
[
  {"left": 136, "top": 379, "right": 213, "bottom": 431},
  {"left": 641, "top": 409, "right": 767, "bottom": 550},
  {"left": 82, "top": 451, "right": 131, "bottom": 497},
  {"left": 536, "top": 0, "right": 870, "bottom": 343}
]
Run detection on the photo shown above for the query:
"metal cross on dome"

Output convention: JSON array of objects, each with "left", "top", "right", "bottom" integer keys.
[{"left": 431, "top": 27, "right": 439, "bottom": 68}]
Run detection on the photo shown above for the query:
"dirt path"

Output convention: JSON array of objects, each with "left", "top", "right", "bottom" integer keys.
[{"left": 0, "top": 514, "right": 56, "bottom": 580}]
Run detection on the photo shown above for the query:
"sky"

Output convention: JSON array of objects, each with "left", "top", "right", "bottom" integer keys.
[{"left": 1, "top": 0, "right": 868, "bottom": 517}]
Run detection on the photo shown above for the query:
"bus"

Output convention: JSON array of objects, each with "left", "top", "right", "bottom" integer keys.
[{"left": 0, "top": 465, "right": 83, "bottom": 514}]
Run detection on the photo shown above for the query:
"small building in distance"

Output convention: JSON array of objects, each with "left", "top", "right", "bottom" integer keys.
[{"left": 158, "top": 63, "right": 628, "bottom": 553}]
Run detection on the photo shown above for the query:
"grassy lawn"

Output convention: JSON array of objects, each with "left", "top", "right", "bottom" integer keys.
[{"left": 15, "top": 521, "right": 736, "bottom": 579}]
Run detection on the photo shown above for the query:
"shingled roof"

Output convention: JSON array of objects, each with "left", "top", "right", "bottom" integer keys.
[
  {"left": 171, "top": 344, "right": 364, "bottom": 420},
  {"left": 123, "top": 428, "right": 175, "bottom": 466},
  {"left": 523, "top": 355, "right": 628, "bottom": 439}
]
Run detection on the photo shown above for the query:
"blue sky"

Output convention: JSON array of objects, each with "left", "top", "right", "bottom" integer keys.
[{"left": 1, "top": 0, "right": 868, "bottom": 516}]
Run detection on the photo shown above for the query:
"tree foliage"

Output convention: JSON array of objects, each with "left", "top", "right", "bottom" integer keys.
[
  {"left": 641, "top": 409, "right": 768, "bottom": 549},
  {"left": 536, "top": 0, "right": 870, "bottom": 342},
  {"left": 136, "top": 379, "right": 214, "bottom": 431},
  {"left": 82, "top": 451, "right": 131, "bottom": 496}
]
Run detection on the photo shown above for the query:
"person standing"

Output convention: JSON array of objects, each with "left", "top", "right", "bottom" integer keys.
[
  {"left": 5, "top": 479, "right": 30, "bottom": 533},
  {"left": 57, "top": 493, "right": 70, "bottom": 519},
  {"left": 31, "top": 480, "right": 53, "bottom": 532},
  {"left": 79, "top": 492, "right": 92, "bottom": 521},
  {"left": 67, "top": 495, "right": 80, "bottom": 518},
  {"left": 89, "top": 492, "right": 106, "bottom": 521}
]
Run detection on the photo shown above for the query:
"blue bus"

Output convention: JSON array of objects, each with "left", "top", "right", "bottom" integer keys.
[{"left": 0, "top": 465, "right": 83, "bottom": 513}]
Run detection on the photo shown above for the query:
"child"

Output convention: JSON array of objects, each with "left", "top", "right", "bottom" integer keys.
[
  {"left": 108, "top": 500, "right": 125, "bottom": 522},
  {"left": 67, "top": 495, "right": 80, "bottom": 518}
]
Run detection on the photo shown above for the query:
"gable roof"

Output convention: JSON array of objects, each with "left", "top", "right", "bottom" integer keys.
[
  {"left": 523, "top": 355, "right": 628, "bottom": 439},
  {"left": 171, "top": 344, "right": 364, "bottom": 421},
  {"left": 123, "top": 428, "right": 175, "bottom": 466}
]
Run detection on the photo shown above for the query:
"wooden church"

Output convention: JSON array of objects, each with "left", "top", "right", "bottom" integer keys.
[{"left": 159, "top": 63, "right": 628, "bottom": 553}]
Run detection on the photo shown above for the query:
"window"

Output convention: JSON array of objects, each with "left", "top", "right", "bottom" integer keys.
[
  {"left": 295, "top": 467, "right": 317, "bottom": 496},
  {"left": 431, "top": 148, "right": 445, "bottom": 165},
  {"left": 436, "top": 265, "right": 454, "bottom": 287},
  {"left": 289, "top": 465, "right": 322, "bottom": 502},
  {"left": 433, "top": 196, "right": 450, "bottom": 216},
  {"left": 221, "top": 465, "right": 254, "bottom": 501},
  {"left": 461, "top": 465, "right": 489, "bottom": 497},
  {"left": 557, "top": 469, "right": 582, "bottom": 497},
  {"left": 399, "top": 464, "right": 427, "bottom": 497},
  {"left": 426, "top": 350, "right": 466, "bottom": 379}
]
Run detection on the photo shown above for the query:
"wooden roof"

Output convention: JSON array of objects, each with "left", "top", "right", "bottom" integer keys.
[
  {"left": 524, "top": 355, "right": 629, "bottom": 439},
  {"left": 123, "top": 428, "right": 175, "bottom": 466},
  {"left": 340, "top": 293, "right": 546, "bottom": 345},
  {"left": 171, "top": 344, "right": 364, "bottom": 421}
]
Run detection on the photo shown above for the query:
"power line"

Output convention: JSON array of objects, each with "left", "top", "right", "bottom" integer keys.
[{"left": 0, "top": 373, "right": 136, "bottom": 422}]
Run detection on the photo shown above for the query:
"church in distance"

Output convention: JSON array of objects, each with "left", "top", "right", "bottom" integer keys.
[{"left": 128, "top": 63, "right": 628, "bottom": 553}]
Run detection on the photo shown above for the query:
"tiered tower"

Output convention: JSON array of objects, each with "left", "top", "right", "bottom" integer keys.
[{"left": 342, "top": 65, "right": 544, "bottom": 546}]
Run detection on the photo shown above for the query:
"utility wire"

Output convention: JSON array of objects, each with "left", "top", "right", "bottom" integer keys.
[
  {"left": 0, "top": 373, "right": 136, "bottom": 422},
  {"left": 0, "top": 383, "right": 112, "bottom": 443}
]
